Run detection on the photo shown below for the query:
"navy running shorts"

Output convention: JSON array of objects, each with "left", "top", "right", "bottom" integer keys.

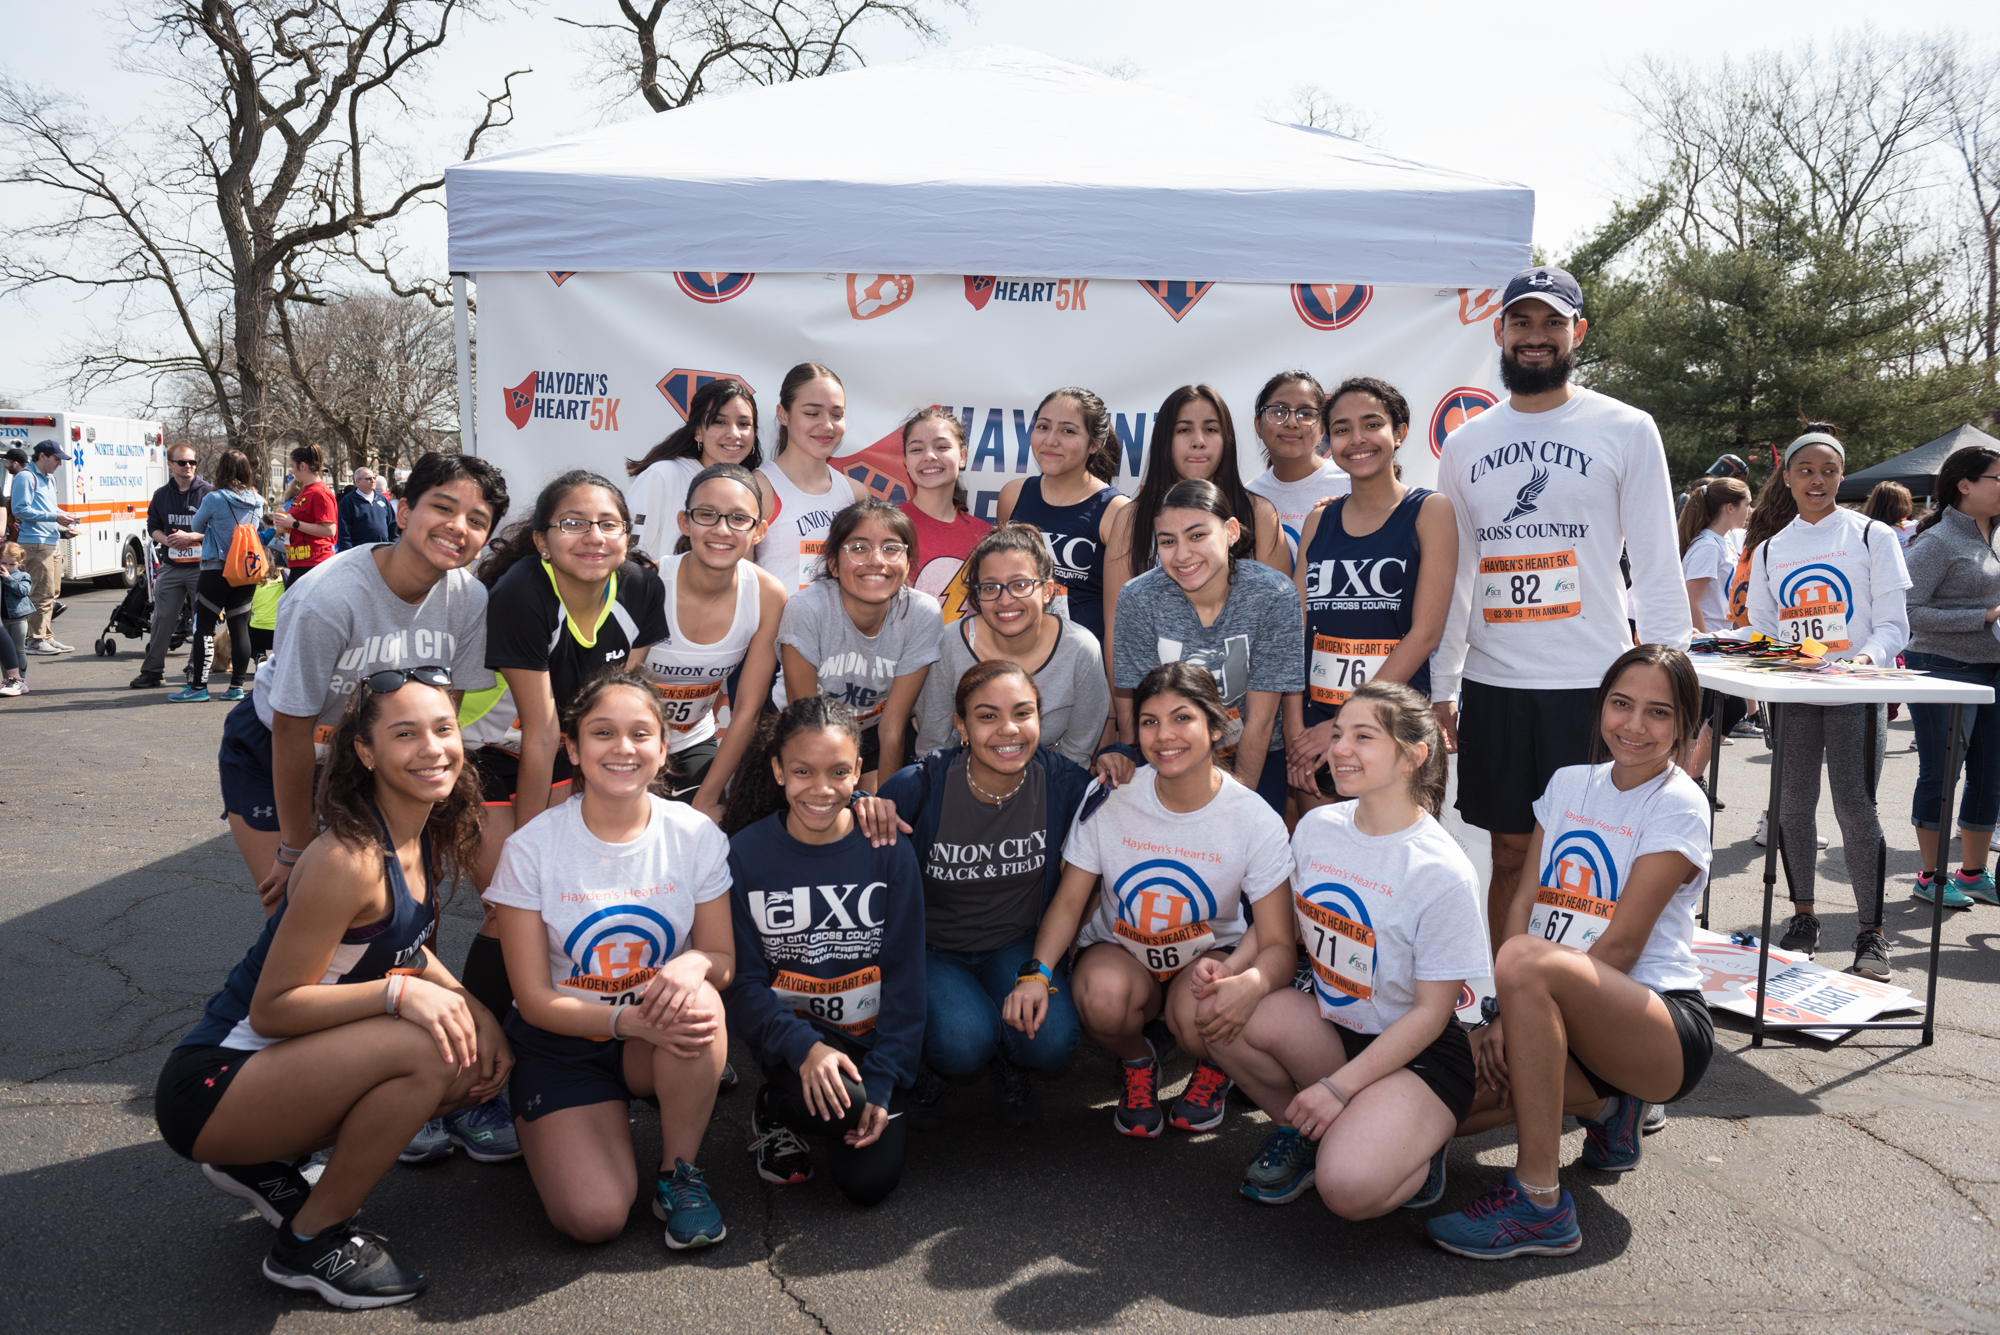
[
  {"left": 155, "top": 1043, "right": 257, "bottom": 1159},
  {"left": 1453, "top": 679, "right": 1599, "bottom": 835},
  {"left": 1574, "top": 988, "right": 1713, "bottom": 1106},
  {"left": 1336, "top": 1020, "right": 1478, "bottom": 1121},
  {"left": 504, "top": 1008, "right": 652, "bottom": 1122},
  {"left": 217, "top": 695, "right": 280, "bottom": 831}
]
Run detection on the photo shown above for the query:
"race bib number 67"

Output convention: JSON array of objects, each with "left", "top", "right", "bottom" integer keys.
[
  {"left": 1527, "top": 886, "right": 1614, "bottom": 952},
  {"left": 1480, "top": 550, "right": 1581, "bottom": 623}
]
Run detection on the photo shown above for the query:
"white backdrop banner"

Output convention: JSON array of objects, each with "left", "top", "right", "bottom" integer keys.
[{"left": 471, "top": 269, "right": 1507, "bottom": 524}]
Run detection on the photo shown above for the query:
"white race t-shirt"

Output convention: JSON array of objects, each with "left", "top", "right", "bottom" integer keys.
[
  {"left": 1681, "top": 528, "right": 1735, "bottom": 630},
  {"left": 1290, "top": 804, "right": 1488, "bottom": 1033},
  {"left": 1067, "top": 768, "right": 1292, "bottom": 978},
  {"left": 1247, "top": 462, "right": 1351, "bottom": 556},
  {"left": 1748, "top": 507, "right": 1911, "bottom": 663},
  {"left": 483, "top": 794, "right": 732, "bottom": 1009},
  {"left": 629, "top": 457, "right": 704, "bottom": 562},
  {"left": 1530, "top": 762, "right": 1712, "bottom": 994}
]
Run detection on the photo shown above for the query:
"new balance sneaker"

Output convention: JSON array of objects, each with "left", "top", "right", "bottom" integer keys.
[
  {"left": 167, "top": 684, "right": 211, "bottom": 703},
  {"left": 1112, "top": 1052, "right": 1164, "bottom": 1138},
  {"left": 994, "top": 1054, "right": 1039, "bottom": 1129},
  {"left": 1954, "top": 868, "right": 2000, "bottom": 906},
  {"left": 443, "top": 1097, "right": 521, "bottom": 1162},
  {"left": 397, "top": 1118, "right": 453, "bottom": 1164},
  {"left": 1402, "top": 1144, "right": 1448, "bottom": 1210},
  {"left": 1167, "top": 1059, "right": 1233, "bottom": 1132},
  {"left": 654, "top": 1159, "right": 726, "bottom": 1250},
  {"left": 1241, "top": 1127, "right": 1317, "bottom": 1205},
  {"left": 262, "top": 1219, "right": 425, "bottom": 1308},
  {"left": 298, "top": 1149, "right": 331, "bottom": 1186},
  {"left": 1915, "top": 872, "right": 1976, "bottom": 909},
  {"left": 908, "top": 1063, "right": 947, "bottom": 1132},
  {"left": 1578, "top": 1093, "right": 1646, "bottom": 1172},
  {"left": 1642, "top": 1103, "right": 1668, "bottom": 1135},
  {"left": 1426, "top": 1176, "right": 1582, "bottom": 1260},
  {"left": 749, "top": 1093, "right": 814, "bottom": 1185},
  {"left": 1777, "top": 911, "right": 1821, "bottom": 957},
  {"left": 1847, "top": 929, "right": 1892, "bottom": 983},
  {"left": 202, "top": 1160, "right": 311, "bottom": 1228},
  {"left": 1754, "top": 815, "right": 1826, "bottom": 849}
]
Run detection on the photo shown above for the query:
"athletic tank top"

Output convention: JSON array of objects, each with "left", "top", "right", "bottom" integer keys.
[
  {"left": 182, "top": 812, "right": 436, "bottom": 1052},
  {"left": 755, "top": 458, "right": 848, "bottom": 591},
  {"left": 1009, "top": 476, "right": 1118, "bottom": 642},
  {"left": 1300, "top": 488, "right": 1432, "bottom": 727},
  {"left": 644, "top": 554, "right": 760, "bottom": 753}
]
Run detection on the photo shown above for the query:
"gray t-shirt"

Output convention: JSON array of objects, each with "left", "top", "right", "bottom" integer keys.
[
  {"left": 913, "top": 615, "right": 1109, "bottom": 767},
  {"left": 255, "top": 543, "right": 493, "bottom": 756},
  {"left": 1112, "top": 560, "right": 1306, "bottom": 752},
  {"left": 776, "top": 578, "right": 944, "bottom": 731},
  {"left": 923, "top": 755, "right": 1048, "bottom": 953}
]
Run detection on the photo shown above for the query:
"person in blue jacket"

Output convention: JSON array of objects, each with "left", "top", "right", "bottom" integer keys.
[
  {"left": 877, "top": 659, "right": 1110, "bottom": 1129},
  {"left": 336, "top": 467, "right": 399, "bottom": 550},
  {"left": 720, "top": 695, "right": 925, "bottom": 1207}
]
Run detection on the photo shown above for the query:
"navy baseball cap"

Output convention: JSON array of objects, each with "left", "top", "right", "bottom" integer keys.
[
  {"left": 32, "top": 440, "right": 62, "bottom": 457},
  {"left": 1499, "top": 265, "right": 1583, "bottom": 320}
]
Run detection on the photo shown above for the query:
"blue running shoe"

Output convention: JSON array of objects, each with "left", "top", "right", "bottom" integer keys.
[
  {"left": 1402, "top": 1143, "right": 1448, "bottom": 1210},
  {"left": 1579, "top": 1093, "right": 1646, "bottom": 1172},
  {"left": 1953, "top": 868, "right": 2000, "bottom": 906},
  {"left": 1240, "top": 1127, "right": 1316, "bottom": 1205},
  {"left": 1913, "top": 873, "right": 1974, "bottom": 909},
  {"left": 443, "top": 1096, "right": 521, "bottom": 1163},
  {"left": 167, "top": 684, "right": 210, "bottom": 703},
  {"left": 654, "top": 1159, "right": 726, "bottom": 1250},
  {"left": 1426, "top": 1175, "right": 1582, "bottom": 1260},
  {"left": 214, "top": 685, "right": 246, "bottom": 702},
  {"left": 397, "top": 1118, "right": 452, "bottom": 1164}
]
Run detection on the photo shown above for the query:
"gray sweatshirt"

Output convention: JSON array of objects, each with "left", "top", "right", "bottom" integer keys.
[
  {"left": 913, "top": 615, "right": 1110, "bottom": 768},
  {"left": 1905, "top": 505, "right": 2000, "bottom": 663}
]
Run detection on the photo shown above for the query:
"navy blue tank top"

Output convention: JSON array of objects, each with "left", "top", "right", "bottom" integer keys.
[
  {"left": 183, "top": 813, "right": 437, "bottom": 1051},
  {"left": 1300, "top": 488, "right": 1432, "bottom": 727},
  {"left": 1009, "top": 477, "right": 1118, "bottom": 642}
]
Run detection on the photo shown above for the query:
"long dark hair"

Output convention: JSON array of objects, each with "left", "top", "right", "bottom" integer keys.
[
  {"left": 1127, "top": 384, "right": 1258, "bottom": 571},
  {"left": 902, "top": 406, "right": 971, "bottom": 514},
  {"left": 314, "top": 679, "right": 484, "bottom": 903},
  {"left": 720, "top": 695, "right": 864, "bottom": 835},
  {"left": 1911, "top": 447, "right": 2000, "bottom": 542},
  {"left": 1341, "top": 679, "right": 1447, "bottom": 818},
  {"left": 560, "top": 668, "right": 680, "bottom": 795},
  {"left": 477, "top": 469, "right": 632, "bottom": 588},
  {"left": 773, "top": 362, "right": 844, "bottom": 461},
  {"left": 1034, "top": 386, "right": 1120, "bottom": 484},
  {"left": 670, "top": 462, "right": 763, "bottom": 556},
  {"left": 1132, "top": 661, "right": 1230, "bottom": 770},
  {"left": 1742, "top": 467, "right": 1799, "bottom": 567},
  {"left": 1589, "top": 644, "right": 1702, "bottom": 765},
  {"left": 625, "top": 377, "right": 760, "bottom": 477}
]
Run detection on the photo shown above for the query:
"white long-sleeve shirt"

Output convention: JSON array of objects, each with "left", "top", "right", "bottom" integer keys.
[
  {"left": 1431, "top": 387, "right": 1690, "bottom": 698},
  {"left": 1747, "top": 508, "right": 1910, "bottom": 666}
]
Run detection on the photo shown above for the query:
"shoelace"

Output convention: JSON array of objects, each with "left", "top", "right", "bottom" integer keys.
[
  {"left": 1183, "top": 1062, "right": 1230, "bottom": 1105},
  {"left": 749, "top": 1121, "right": 811, "bottom": 1160},
  {"left": 1120, "top": 1061, "right": 1157, "bottom": 1110},
  {"left": 1252, "top": 1129, "right": 1301, "bottom": 1168},
  {"left": 663, "top": 1164, "right": 712, "bottom": 1211},
  {"left": 1462, "top": 1180, "right": 1521, "bottom": 1221}
]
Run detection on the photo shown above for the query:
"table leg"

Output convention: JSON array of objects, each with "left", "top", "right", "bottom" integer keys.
[
  {"left": 1703, "top": 687, "right": 1725, "bottom": 930},
  {"left": 1924, "top": 702, "right": 1963, "bottom": 1046},
  {"left": 1753, "top": 702, "right": 1786, "bottom": 1047}
]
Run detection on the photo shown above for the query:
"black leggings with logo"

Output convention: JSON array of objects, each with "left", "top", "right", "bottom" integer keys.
[{"left": 189, "top": 569, "right": 254, "bottom": 688}]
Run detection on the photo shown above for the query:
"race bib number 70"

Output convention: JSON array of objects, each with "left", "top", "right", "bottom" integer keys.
[{"left": 1480, "top": 550, "right": 1581, "bottom": 624}]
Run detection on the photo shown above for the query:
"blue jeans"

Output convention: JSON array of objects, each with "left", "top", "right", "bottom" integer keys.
[
  {"left": 924, "top": 937, "right": 1081, "bottom": 1076},
  {"left": 1906, "top": 652, "right": 2000, "bottom": 833}
]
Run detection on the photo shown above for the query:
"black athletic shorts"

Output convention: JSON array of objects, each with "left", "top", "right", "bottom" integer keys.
[
  {"left": 468, "top": 747, "right": 573, "bottom": 808},
  {"left": 155, "top": 1043, "right": 258, "bottom": 1159},
  {"left": 504, "top": 1008, "right": 656, "bottom": 1122},
  {"left": 667, "top": 737, "right": 720, "bottom": 802},
  {"left": 1454, "top": 679, "right": 1598, "bottom": 834},
  {"left": 1336, "top": 1019, "right": 1478, "bottom": 1121},
  {"left": 1574, "top": 988, "right": 1714, "bottom": 1106}
]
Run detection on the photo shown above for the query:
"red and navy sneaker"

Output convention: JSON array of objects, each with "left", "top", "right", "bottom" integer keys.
[
  {"left": 1167, "top": 1060, "right": 1234, "bottom": 1132},
  {"left": 1426, "top": 1176, "right": 1582, "bottom": 1260},
  {"left": 1112, "top": 1053, "right": 1164, "bottom": 1138},
  {"left": 1579, "top": 1093, "right": 1646, "bottom": 1172}
]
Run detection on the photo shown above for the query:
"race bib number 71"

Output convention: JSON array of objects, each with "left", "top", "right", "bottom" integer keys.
[{"left": 1480, "top": 551, "right": 1581, "bottom": 623}]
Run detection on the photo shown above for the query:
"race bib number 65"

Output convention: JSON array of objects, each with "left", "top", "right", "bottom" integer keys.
[{"left": 1480, "top": 551, "right": 1581, "bottom": 623}]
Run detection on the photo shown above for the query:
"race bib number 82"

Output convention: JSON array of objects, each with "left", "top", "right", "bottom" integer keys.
[{"left": 1480, "top": 550, "right": 1581, "bottom": 624}]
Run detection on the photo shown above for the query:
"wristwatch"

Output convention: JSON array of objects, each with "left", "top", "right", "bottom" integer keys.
[
  {"left": 1474, "top": 995, "right": 1501, "bottom": 1029},
  {"left": 1015, "top": 958, "right": 1058, "bottom": 994}
]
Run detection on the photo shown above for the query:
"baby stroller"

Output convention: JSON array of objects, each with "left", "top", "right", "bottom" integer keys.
[{"left": 94, "top": 552, "right": 191, "bottom": 658}]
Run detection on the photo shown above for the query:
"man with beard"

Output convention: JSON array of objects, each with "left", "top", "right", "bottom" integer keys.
[{"left": 1430, "top": 266, "right": 1691, "bottom": 954}]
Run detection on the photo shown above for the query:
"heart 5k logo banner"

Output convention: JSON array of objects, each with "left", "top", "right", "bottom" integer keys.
[{"left": 472, "top": 271, "right": 1503, "bottom": 521}]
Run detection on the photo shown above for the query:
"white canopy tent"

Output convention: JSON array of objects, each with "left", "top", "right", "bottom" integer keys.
[{"left": 445, "top": 46, "right": 1532, "bottom": 286}]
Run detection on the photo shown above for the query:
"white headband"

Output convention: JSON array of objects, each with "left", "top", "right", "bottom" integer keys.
[{"left": 1782, "top": 432, "right": 1844, "bottom": 468}]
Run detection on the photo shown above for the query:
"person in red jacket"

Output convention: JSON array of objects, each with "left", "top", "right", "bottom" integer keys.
[{"left": 273, "top": 443, "right": 338, "bottom": 586}]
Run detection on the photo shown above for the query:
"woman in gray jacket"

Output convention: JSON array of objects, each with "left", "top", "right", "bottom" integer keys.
[{"left": 1904, "top": 445, "right": 2000, "bottom": 909}]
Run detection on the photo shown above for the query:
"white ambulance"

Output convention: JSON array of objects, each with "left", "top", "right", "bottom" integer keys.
[{"left": 2, "top": 409, "right": 167, "bottom": 588}]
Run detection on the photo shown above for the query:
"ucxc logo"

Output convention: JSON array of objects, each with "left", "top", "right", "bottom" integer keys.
[
  {"left": 1292, "top": 284, "right": 1371, "bottom": 331},
  {"left": 504, "top": 371, "right": 621, "bottom": 432},
  {"left": 1428, "top": 387, "right": 1499, "bottom": 458},
  {"left": 1305, "top": 557, "right": 1408, "bottom": 603},
  {"left": 748, "top": 884, "right": 889, "bottom": 934},
  {"left": 963, "top": 276, "right": 1091, "bottom": 312},
  {"left": 657, "top": 368, "right": 755, "bottom": 422},
  {"left": 848, "top": 274, "right": 914, "bottom": 320},
  {"left": 675, "top": 272, "right": 755, "bottom": 304},
  {"left": 1138, "top": 280, "right": 1213, "bottom": 323}
]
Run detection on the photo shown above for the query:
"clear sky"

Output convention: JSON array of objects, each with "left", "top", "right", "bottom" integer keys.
[{"left": 2, "top": 0, "right": 1992, "bottom": 414}]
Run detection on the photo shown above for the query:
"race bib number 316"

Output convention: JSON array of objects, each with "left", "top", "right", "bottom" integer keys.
[{"left": 1480, "top": 550, "right": 1581, "bottom": 624}]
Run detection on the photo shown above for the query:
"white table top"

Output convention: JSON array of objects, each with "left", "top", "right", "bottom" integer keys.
[{"left": 1692, "top": 656, "right": 1994, "bottom": 706}]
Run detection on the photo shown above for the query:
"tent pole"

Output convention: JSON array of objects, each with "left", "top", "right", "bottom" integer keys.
[{"left": 452, "top": 273, "right": 477, "bottom": 458}]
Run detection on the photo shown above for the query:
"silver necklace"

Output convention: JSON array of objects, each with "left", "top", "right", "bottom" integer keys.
[{"left": 965, "top": 766, "right": 1025, "bottom": 805}]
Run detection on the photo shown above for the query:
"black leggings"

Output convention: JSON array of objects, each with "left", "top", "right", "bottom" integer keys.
[
  {"left": 190, "top": 570, "right": 254, "bottom": 687},
  {"left": 760, "top": 1034, "right": 908, "bottom": 1208}
]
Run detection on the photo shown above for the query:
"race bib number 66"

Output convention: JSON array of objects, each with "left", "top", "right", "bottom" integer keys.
[{"left": 1480, "top": 550, "right": 1581, "bottom": 624}]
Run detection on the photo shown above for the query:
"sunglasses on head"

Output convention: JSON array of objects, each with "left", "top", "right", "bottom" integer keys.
[{"left": 360, "top": 665, "right": 453, "bottom": 694}]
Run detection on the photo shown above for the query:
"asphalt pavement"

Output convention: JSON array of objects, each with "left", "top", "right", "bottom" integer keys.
[{"left": 2, "top": 585, "right": 1997, "bottom": 1334}]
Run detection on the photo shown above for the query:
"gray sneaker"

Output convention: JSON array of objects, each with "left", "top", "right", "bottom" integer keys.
[
  {"left": 1847, "top": 930, "right": 1891, "bottom": 983},
  {"left": 1777, "top": 911, "right": 1821, "bottom": 957},
  {"left": 1241, "top": 1127, "right": 1317, "bottom": 1205},
  {"left": 397, "top": 1117, "right": 453, "bottom": 1164},
  {"left": 1642, "top": 1103, "right": 1668, "bottom": 1135}
]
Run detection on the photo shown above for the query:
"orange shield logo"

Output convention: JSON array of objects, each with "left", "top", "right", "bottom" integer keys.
[{"left": 848, "top": 274, "right": 914, "bottom": 320}]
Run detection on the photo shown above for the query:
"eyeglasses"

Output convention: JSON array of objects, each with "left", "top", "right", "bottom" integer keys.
[
  {"left": 687, "top": 505, "right": 758, "bottom": 532},
  {"left": 1977, "top": 475, "right": 2000, "bottom": 484},
  {"left": 1259, "top": 405, "right": 1321, "bottom": 425},
  {"left": 548, "top": 516, "right": 630, "bottom": 536},
  {"left": 170, "top": 458, "right": 198, "bottom": 467},
  {"left": 973, "top": 576, "right": 1046, "bottom": 602},
  {"left": 841, "top": 540, "right": 909, "bottom": 560},
  {"left": 360, "top": 665, "right": 453, "bottom": 694}
]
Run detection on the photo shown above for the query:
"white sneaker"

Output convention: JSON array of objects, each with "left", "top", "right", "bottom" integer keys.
[
  {"left": 0, "top": 679, "right": 23, "bottom": 696},
  {"left": 25, "top": 641, "right": 63, "bottom": 655},
  {"left": 1754, "top": 815, "right": 1828, "bottom": 849},
  {"left": 44, "top": 638, "right": 74, "bottom": 652}
]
